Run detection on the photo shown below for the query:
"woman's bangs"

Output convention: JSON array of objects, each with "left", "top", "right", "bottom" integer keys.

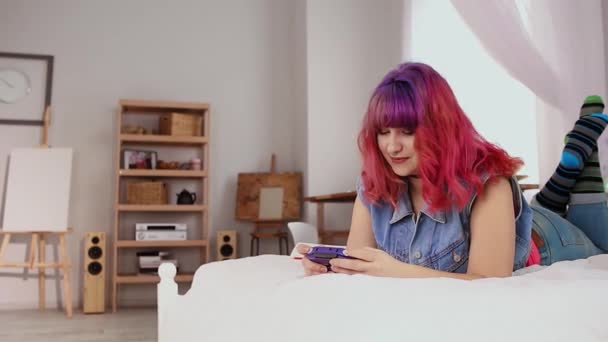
[{"left": 369, "top": 82, "right": 420, "bottom": 132}]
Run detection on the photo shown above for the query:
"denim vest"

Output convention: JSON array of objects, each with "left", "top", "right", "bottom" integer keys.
[{"left": 357, "top": 176, "right": 533, "bottom": 273}]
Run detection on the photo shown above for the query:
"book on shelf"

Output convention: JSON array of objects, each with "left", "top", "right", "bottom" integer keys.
[{"left": 122, "top": 149, "right": 158, "bottom": 170}]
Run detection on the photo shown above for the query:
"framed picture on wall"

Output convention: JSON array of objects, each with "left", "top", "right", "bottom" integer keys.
[
  {"left": 0, "top": 52, "right": 54, "bottom": 126},
  {"left": 122, "top": 149, "right": 158, "bottom": 170}
]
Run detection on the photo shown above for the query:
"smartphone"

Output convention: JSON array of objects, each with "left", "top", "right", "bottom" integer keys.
[{"left": 305, "top": 246, "right": 355, "bottom": 267}]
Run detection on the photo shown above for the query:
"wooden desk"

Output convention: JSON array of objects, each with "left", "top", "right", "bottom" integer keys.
[
  {"left": 519, "top": 183, "right": 539, "bottom": 191},
  {"left": 304, "top": 191, "right": 356, "bottom": 244},
  {"left": 516, "top": 175, "right": 540, "bottom": 192}
]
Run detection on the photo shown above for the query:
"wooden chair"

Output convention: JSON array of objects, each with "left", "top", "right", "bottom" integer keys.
[{"left": 249, "top": 219, "right": 289, "bottom": 256}]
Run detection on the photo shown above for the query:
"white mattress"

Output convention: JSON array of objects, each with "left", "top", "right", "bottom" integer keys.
[{"left": 167, "top": 254, "right": 608, "bottom": 342}]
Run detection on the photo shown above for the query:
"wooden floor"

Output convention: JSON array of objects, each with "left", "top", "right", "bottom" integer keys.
[{"left": 0, "top": 308, "right": 156, "bottom": 341}]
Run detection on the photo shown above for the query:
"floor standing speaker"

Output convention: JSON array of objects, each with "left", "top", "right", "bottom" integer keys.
[{"left": 83, "top": 232, "right": 105, "bottom": 314}]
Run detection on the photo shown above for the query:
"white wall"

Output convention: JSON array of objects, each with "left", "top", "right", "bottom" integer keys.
[
  {"left": 292, "top": 0, "right": 309, "bottom": 215},
  {"left": 306, "top": 0, "right": 404, "bottom": 233},
  {"left": 0, "top": 0, "right": 300, "bottom": 309},
  {"left": 604, "top": 1, "right": 608, "bottom": 102}
]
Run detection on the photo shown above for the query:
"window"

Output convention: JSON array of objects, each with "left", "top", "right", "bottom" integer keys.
[{"left": 409, "top": 0, "right": 538, "bottom": 183}]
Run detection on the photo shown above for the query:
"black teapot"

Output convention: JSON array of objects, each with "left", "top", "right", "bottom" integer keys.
[{"left": 176, "top": 189, "right": 197, "bottom": 205}]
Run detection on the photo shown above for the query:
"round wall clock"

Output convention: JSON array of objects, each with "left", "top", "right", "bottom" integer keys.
[{"left": 0, "top": 69, "right": 32, "bottom": 104}]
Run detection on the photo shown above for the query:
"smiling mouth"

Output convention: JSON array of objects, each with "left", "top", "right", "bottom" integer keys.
[{"left": 390, "top": 157, "right": 409, "bottom": 164}]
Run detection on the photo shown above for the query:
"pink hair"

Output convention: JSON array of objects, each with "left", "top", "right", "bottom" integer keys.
[{"left": 357, "top": 62, "right": 522, "bottom": 211}]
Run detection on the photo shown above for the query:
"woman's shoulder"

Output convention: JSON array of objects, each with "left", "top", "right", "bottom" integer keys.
[
  {"left": 355, "top": 175, "right": 401, "bottom": 210},
  {"left": 355, "top": 176, "right": 373, "bottom": 208},
  {"left": 479, "top": 176, "right": 513, "bottom": 200},
  {"left": 464, "top": 174, "right": 525, "bottom": 221},
  {"left": 462, "top": 174, "right": 516, "bottom": 213}
]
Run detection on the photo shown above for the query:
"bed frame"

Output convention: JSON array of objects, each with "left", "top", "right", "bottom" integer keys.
[{"left": 158, "top": 263, "right": 180, "bottom": 342}]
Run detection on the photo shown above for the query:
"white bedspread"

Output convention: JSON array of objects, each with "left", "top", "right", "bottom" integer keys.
[{"left": 166, "top": 254, "right": 608, "bottom": 342}]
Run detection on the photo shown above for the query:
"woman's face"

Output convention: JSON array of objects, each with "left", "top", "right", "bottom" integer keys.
[{"left": 377, "top": 127, "right": 418, "bottom": 177}]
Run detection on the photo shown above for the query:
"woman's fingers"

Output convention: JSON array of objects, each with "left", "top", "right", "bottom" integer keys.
[
  {"left": 301, "top": 256, "right": 327, "bottom": 275},
  {"left": 330, "top": 265, "right": 356, "bottom": 275},
  {"left": 298, "top": 243, "right": 328, "bottom": 276},
  {"left": 330, "top": 258, "right": 367, "bottom": 272},
  {"left": 296, "top": 243, "right": 311, "bottom": 254}
]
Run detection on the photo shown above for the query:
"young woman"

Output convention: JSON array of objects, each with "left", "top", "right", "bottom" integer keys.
[{"left": 299, "top": 62, "right": 535, "bottom": 280}]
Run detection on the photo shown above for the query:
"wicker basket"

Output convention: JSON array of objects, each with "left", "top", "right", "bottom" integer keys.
[
  {"left": 159, "top": 112, "right": 203, "bottom": 136},
  {"left": 127, "top": 181, "right": 168, "bottom": 205}
]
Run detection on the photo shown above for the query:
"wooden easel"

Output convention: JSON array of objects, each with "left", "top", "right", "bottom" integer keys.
[
  {"left": 249, "top": 154, "right": 291, "bottom": 255},
  {"left": 0, "top": 107, "right": 73, "bottom": 318}
]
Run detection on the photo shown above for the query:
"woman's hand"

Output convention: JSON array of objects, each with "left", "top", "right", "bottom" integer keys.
[
  {"left": 297, "top": 244, "right": 328, "bottom": 276},
  {"left": 330, "top": 247, "right": 406, "bottom": 277}
]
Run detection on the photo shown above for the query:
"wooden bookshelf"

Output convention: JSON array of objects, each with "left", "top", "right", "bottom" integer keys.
[
  {"left": 112, "top": 99, "right": 210, "bottom": 312},
  {"left": 116, "top": 240, "right": 208, "bottom": 248},
  {"left": 120, "top": 134, "right": 208, "bottom": 145},
  {"left": 117, "top": 205, "right": 207, "bottom": 212},
  {"left": 116, "top": 273, "right": 195, "bottom": 284},
  {"left": 119, "top": 169, "right": 208, "bottom": 178},
  {"left": 120, "top": 99, "right": 209, "bottom": 113}
]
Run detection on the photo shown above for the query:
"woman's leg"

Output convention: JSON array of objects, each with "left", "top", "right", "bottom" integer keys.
[
  {"left": 530, "top": 205, "right": 603, "bottom": 265},
  {"left": 567, "top": 201, "right": 608, "bottom": 252}
]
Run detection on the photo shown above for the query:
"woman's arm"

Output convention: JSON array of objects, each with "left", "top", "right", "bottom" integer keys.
[
  {"left": 331, "top": 177, "right": 516, "bottom": 279},
  {"left": 465, "top": 176, "right": 516, "bottom": 278},
  {"left": 346, "top": 196, "right": 377, "bottom": 249}
]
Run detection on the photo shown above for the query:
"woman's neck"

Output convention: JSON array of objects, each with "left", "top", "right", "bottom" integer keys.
[
  {"left": 406, "top": 176, "right": 424, "bottom": 214},
  {"left": 407, "top": 176, "right": 422, "bottom": 196}
]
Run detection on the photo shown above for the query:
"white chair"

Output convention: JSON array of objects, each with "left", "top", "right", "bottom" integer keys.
[
  {"left": 286, "top": 222, "right": 320, "bottom": 257},
  {"left": 286, "top": 221, "right": 319, "bottom": 245}
]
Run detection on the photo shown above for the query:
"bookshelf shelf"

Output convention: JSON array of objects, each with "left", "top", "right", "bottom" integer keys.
[
  {"left": 116, "top": 273, "right": 195, "bottom": 284},
  {"left": 116, "top": 240, "right": 208, "bottom": 248},
  {"left": 117, "top": 204, "right": 207, "bottom": 212},
  {"left": 120, "top": 134, "right": 208, "bottom": 145},
  {"left": 119, "top": 169, "right": 208, "bottom": 178}
]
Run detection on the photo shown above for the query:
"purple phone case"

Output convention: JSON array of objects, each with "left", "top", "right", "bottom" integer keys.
[{"left": 305, "top": 246, "right": 355, "bottom": 266}]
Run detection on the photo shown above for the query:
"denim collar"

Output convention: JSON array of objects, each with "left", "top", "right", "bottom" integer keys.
[{"left": 389, "top": 188, "right": 447, "bottom": 224}]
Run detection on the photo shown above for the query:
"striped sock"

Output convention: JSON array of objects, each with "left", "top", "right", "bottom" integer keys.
[
  {"left": 580, "top": 95, "right": 604, "bottom": 117},
  {"left": 572, "top": 150, "right": 604, "bottom": 193},
  {"left": 535, "top": 96, "right": 608, "bottom": 215}
]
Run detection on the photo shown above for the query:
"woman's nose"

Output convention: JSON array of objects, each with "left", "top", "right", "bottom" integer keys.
[{"left": 387, "top": 137, "right": 402, "bottom": 155}]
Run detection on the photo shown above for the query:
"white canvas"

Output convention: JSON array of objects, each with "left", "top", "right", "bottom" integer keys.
[
  {"left": 1, "top": 148, "right": 73, "bottom": 231},
  {"left": 258, "top": 187, "right": 283, "bottom": 219}
]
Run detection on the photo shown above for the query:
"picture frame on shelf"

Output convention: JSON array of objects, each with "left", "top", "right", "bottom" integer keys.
[
  {"left": 122, "top": 149, "right": 158, "bottom": 169},
  {"left": 0, "top": 52, "right": 54, "bottom": 126}
]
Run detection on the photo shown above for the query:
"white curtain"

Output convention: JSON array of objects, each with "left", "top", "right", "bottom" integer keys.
[
  {"left": 451, "top": 0, "right": 607, "bottom": 184},
  {"left": 409, "top": 0, "right": 539, "bottom": 183}
]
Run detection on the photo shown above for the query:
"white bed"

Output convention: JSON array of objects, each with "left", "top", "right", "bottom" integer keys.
[{"left": 158, "top": 254, "right": 608, "bottom": 342}]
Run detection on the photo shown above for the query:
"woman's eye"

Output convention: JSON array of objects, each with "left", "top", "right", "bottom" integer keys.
[
  {"left": 400, "top": 129, "right": 412, "bottom": 135},
  {"left": 379, "top": 129, "right": 389, "bottom": 135}
]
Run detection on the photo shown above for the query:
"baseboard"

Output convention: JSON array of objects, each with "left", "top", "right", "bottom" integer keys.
[{"left": 0, "top": 300, "right": 55, "bottom": 311}]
